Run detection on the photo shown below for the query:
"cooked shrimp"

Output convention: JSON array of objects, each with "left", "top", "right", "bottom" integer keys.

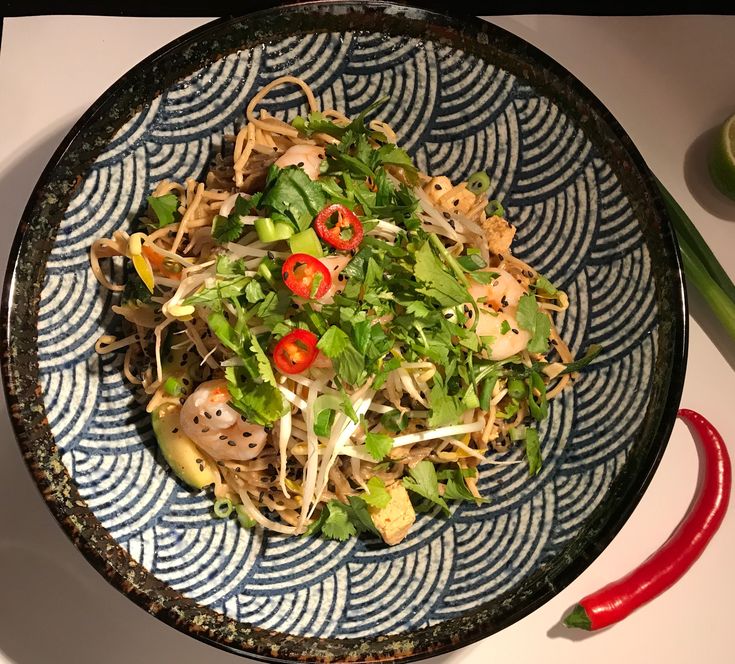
[
  {"left": 274, "top": 144, "right": 325, "bottom": 180},
  {"left": 467, "top": 268, "right": 531, "bottom": 361},
  {"left": 180, "top": 379, "right": 267, "bottom": 461}
]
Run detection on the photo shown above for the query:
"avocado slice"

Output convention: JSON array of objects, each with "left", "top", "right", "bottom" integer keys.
[{"left": 152, "top": 403, "right": 217, "bottom": 489}]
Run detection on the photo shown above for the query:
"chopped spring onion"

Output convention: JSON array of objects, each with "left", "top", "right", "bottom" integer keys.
[
  {"left": 255, "top": 217, "right": 295, "bottom": 243},
  {"left": 288, "top": 227, "right": 323, "bottom": 257},
  {"left": 655, "top": 179, "right": 735, "bottom": 341},
  {"left": 467, "top": 171, "right": 490, "bottom": 194},
  {"left": 213, "top": 498, "right": 234, "bottom": 518},
  {"left": 163, "top": 376, "right": 184, "bottom": 397},
  {"left": 485, "top": 199, "right": 505, "bottom": 217}
]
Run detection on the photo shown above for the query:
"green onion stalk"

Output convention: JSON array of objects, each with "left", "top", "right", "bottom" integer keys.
[{"left": 655, "top": 178, "right": 735, "bottom": 341}]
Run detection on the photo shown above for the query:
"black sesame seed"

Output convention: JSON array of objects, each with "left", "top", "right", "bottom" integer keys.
[
  {"left": 444, "top": 312, "right": 453, "bottom": 319},
  {"left": 241, "top": 415, "right": 247, "bottom": 422},
  {"left": 179, "top": 398, "right": 186, "bottom": 405},
  {"left": 248, "top": 442, "right": 258, "bottom": 449},
  {"left": 551, "top": 339, "right": 558, "bottom": 346},
  {"left": 434, "top": 183, "right": 442, "bottom": 190},
  {"left": 498, "top": 254, "right": 504, "bottom": 261},
  {"left": 243, "top": 431, "right": 252, "bottom": 438},
  {"left": 501, "top": 296, "right": 509, "bottom": 308},
  {"left": 267, "top": 251, "right": 274, "bottom": 260},
  {"left": 172, "top": 427, "right": 179, "bottom": 434},
  {"left": 273, "top": 146, "right": 278, "bottom": 152},
  {"left": 338, "top": 274, "right": 344, "bottom": 281},
  {"left": 193, "top": 416, "right": 199, "bottom": 424},
  {"left": 195, "top": 458, "right": 202, "bottom": 464},
  {"left": 297, "top": 161, "right": 304, "bottom": 167},
  {"left": 227, "top": 440, "right": 237, "bottom": 447},
  {"left": 512, "top": 328, "right": 519, "bottom": 335},
  {"left": 198, "top": 464, "right": 204, "bottom": 472},
  {"left": 442, "top": 212, "right": 450, "bottom": 219},
  {"left": 453, "top": 199, "right": 459, "bottom": 207},
  {"left": 219, "top": 435, "right": 228, "bottom": 440},
  {"left": 182, "top": 378, "right": 190, "bottom": 386},
  {"left": 215, "top": 409, "right": 222, "bottom": 416},
  {"left": 202, "top": 427, "right": 210, "bottom": 433},
  {"left": 204, "top": 411, "right": 212, "bottom": 419},
  {"left": 235, "top": 467, "right": 241, "bottom": 472}
]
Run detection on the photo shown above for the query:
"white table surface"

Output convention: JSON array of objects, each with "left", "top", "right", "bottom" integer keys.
[{"left": 1, "top": 14, "right": 734, "bottom": 664}]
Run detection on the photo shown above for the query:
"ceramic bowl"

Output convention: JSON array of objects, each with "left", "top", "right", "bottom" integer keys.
[{"left": 1, "top": 3, "right": 686, "bottom": 662}]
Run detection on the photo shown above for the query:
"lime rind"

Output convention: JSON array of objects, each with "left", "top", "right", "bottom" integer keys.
[{"left": 709, "top": 112, "right": 735, "bottom": 200}]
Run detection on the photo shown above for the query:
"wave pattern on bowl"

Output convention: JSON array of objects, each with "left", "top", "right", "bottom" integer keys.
[{"left": 37, "top": 32, "right": 657, "bottom": 638}]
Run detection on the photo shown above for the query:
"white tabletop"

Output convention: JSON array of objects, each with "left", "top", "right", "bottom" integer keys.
[{"left": 1, "top": 14, "right": 734, "bottom": 664}]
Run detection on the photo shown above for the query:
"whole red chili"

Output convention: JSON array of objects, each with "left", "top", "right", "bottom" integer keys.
[
  {"left": 564, "top": 409, "right": 731, "bottom": 630},
  {"left": 282, "top": 253, "right": 332, "bottom": 299},
  {"left": 272, "top": 329, "right": 319, "bottom": 374},
  {"left": 313, "top": 204, "right": 364, "bottom": 251}
]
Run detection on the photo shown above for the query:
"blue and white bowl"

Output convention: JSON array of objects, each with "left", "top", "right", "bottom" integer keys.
[{"left": 1, "top": 3, "right": 686, "bottom": 661}]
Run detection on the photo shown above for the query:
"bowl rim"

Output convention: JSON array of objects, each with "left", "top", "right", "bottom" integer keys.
[{"left": 0, "top": 2, "right": 688, "bottom": 662}]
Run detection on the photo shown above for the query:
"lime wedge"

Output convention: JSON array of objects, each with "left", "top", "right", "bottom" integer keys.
[{"left": 709, "top": 112, "right": 735, "bottom": 200}]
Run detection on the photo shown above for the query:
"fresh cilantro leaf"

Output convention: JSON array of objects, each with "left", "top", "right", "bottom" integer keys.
[
  {"left": 516, "top": 293, "right": 550, "bottom": 354},
  {"left": 405, "top": 300, "right": 431, "bottom": 318},
  {"left": 534, "top": 274, "right": 558, "bottom": 296},
  {"left": 500, "top": 319, "right": 511, "bottom": 335},
  {"left": 249, "top": 334, "right": 277, "bottom": 387},
  {"left": 439, "top": 466, "right": 488, "bottom": 503},
  {"left": 260, "top": 166, "right": 326, "bottom": 231},
  {"left": 216, "top": 255, "right": 247, "bottom": 275},
  {"left": 346, "top": 496, "right": 380, "bottom": 535},
  {"left": 212, "top": 213, "right": 245, "bottom": 243},
  {"left": 317, "top": 326, "right": 365, "bottom": 385},
  {"left": 225, "top": 366, "right": 287, "bottom": 426},
  {"left": 456, "top": 253, "right": 487, "bottom": 272},
  {"left": 380, "top": 409, "right": 410, "bottom": 433},
  {"left": 402, "top": 461, "right": 450, "bottom": 516},
  {"left": 525, "top": 427, "right": 542, "bottom": 476},
  {"left": 317, "top": 326, "right": 350, "bottom": 356},
  {"left": 147, "top": 193, "right": 180, "bottom": 227},
  {"left": 365, "top": 431, "right": 393, "bottom": 461},
  {"left": 183, "top": 275, "right": 250, "bottom": 306},
  {"left": 313, "top": 408, "right": 336, "bottom": 437},
  {"left": 291, "top": 111, "right": 346, "bottom": 139},
  {"left": 320, "top": 501, "right": 357, "bottom": 541},
  {"left": 428, "top": 377, "right": 463, "bottom": 428},
  {"left": 363, "top": 476, "right": 391, "bottom": 508},
  {"left": 414, "top": 241, "right": 471, "bottom": 307},
  {"left": 244, "top": 279, "right": 266, "bottom": 303}
]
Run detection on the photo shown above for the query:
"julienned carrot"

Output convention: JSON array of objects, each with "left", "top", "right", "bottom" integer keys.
[{"left": 564, "top": 409, "right": 731, "bottom": 630}]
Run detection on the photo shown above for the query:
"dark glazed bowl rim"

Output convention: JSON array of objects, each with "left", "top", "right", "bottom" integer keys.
[{"left": 1, "top": 2, "right": 687, "bottom": 662}]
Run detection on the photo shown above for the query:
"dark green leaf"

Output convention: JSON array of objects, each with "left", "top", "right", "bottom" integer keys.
[{"left": 147, "top": 193, "right": 180, "bottom": 227}]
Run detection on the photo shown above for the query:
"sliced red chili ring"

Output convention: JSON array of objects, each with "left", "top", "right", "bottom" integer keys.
[
  {"left": 313, "top": 203, "right": 364, "bottom": 251},
  {"left": 272, "top": 329, "right": 319, "bottom": 374},
  {"left": 282, "top": 253, "right": 332, "bottom": 299}
]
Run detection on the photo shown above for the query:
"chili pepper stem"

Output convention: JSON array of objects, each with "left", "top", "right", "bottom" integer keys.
[{"left": 563, "top": 605, "right": 591, "bottom": 630}]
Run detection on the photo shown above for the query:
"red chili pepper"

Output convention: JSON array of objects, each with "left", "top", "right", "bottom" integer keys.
[
  {"left": 564, "top": 409, "right": 731, "bottom": 630},
  {"left": 313, "top": 204, "right": 364, "bottom": 251},
  {"left": 282, "top": 253, "right": 332, "bottom": 299},
  {"left": 272, "top": 329, "right": 319, "bottom": 374}
]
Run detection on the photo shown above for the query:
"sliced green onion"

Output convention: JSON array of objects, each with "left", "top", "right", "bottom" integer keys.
[
  {"left": 525, "top": 428, "right": 542, "bottom": 476},
  {"left": 288, "top": 227, "right": 323, "bottom": 257},
  {"left": 235, "top": 505, "right": 257, "bottom": 528},
  {"left": 456, "top": 253, "right": 487, "bottom": 271},
  {"left": 655, "top": 178, "right": 735, "bottom": 302},
  {"left": 467, "top": 171, "right": 490, "bottom": 194},
  {"left": 655, "top": 178, "right": 735, "bottom": 341},
  {"left": 507, "top": 377, "right": 526, "bottom": 400},
  {"left": 163, "top": 376, "right": 184, "bottom": 397},
  {"left": 213, "top": 498, "right": 234, "bottom": 519},
  {"left": 509, "top": 424, "right": 527, "bottom": 442},
  {"left": 255, "top": 217, "right": 294, "bottom": 243},
  {"left": 485, "top": 199, "right": 505, "bottom": 217}
]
